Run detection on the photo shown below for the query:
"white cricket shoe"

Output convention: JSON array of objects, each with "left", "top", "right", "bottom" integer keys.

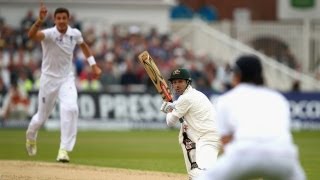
[
  {"left": 56, "top": 149, "right": 70, "bottom": 163},
  {"left": 26, "top": 139, "right": 37, "bottom": 156}
]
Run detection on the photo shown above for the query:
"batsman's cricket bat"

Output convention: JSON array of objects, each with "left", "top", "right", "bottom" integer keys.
[
  {"left": 138, "top": 51, "right": 184, "bottom": 124},
  {"left": 138, "top": 51, "right": 173, "bottom": 102},
  {"left": 138, "top": 51, "right": 198, "bottom": 168}
]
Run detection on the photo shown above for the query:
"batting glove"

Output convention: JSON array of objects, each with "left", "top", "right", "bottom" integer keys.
[{"left": 160, "top": 101, "right": 175, "bottom": 113}]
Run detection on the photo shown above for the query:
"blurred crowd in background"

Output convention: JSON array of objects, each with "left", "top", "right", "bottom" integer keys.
[
  {"left": 0, "top": 5, "right": 308, "bottom": 121},
  {"left": 0, "top": 10, "right": 235, "bottom": 96},
  {"left": 0, "top": 7, "right": 236, "bottom": 122}
]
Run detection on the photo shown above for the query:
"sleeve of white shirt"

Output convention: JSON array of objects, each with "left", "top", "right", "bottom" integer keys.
[
  {"left": 166, "top": 113, "right": 180, "bottom": 127},
  {"left": 74, "top": 29, "right": 84, "bottom": 44},
  {"left": 171, "top": 96, "right": 191, "bottom": 119},
  {"left": 42, "top": 29, "right": 52, "bottom": 41},
  {"left": 216, "top": 97, "right": 234, "bottom": 136}
]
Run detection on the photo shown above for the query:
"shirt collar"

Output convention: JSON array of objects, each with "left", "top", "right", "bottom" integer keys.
[
  {"left": 237, "top": 83, "right": 261, "bottom": 90},
  {"left": 183, "top": 85, "right": 193, "bottom": 94},
  {"left": 54, "top": 25, "right": 72, "bottom": 35}
]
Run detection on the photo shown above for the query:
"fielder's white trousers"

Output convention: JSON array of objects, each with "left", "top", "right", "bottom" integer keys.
[
  {"left": 26, "top": 74, "right": 78, "bottom": 151},
  {"left": 197, "top": 142, "right": 306, "bottom": 180}
]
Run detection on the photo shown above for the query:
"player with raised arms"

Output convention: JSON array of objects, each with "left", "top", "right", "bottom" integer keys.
[{"left": 25, "top": 0, "right": 102, "bottom": 162}]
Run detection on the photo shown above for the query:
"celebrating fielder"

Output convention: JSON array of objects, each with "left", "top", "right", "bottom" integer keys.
[
  {"left": 197, "top": 55, "right": 305, "bottom": 180},
  {"left": 160, "top": 68, "right": 220, "bottom": 179},
  {"left": 26, "top": 1, "right": 102, "bottom": 162}
]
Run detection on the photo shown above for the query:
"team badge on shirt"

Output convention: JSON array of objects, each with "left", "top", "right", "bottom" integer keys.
[{"left": 56, "top": 35, "right": 63, "bottom": 43}]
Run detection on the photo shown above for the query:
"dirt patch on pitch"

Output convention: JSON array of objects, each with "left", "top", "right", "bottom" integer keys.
[{"left": 0, "top": 160, "right": 187, "bottom": 180}]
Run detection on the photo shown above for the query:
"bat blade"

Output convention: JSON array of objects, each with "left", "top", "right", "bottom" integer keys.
[{"left": 138, "top": 51, "right": 173, "bottom": 102}]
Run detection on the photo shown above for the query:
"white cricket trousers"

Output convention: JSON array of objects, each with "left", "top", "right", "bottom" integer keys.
[
  {"left": 197, "top": 143, "right": 306, "bottom": 180},
  {"left": 26, "top": 74, "right": 79, "bottom": 151},
  {"left": 179, "top": 127, "right": 220, "bottom": 179}
]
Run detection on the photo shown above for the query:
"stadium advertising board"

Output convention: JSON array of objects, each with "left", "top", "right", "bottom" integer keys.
[
  {"left": 0, "top": 91, "right": 320, "bottom": 130},
  {"left": 283, "top": 92, "right": 320, "bottom": 130}
]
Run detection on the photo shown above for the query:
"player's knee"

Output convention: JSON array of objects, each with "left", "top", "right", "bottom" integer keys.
[
  {"left": 61, "top": 104, "right": 79, "bottom": 115},
  {"left": 31, "top": 118, "right": 44, "bottom": 128}
]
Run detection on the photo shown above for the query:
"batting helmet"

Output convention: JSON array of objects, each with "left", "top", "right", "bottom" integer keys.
[{"left": 168, "top": 68, "right": 192, "bottom": 82}]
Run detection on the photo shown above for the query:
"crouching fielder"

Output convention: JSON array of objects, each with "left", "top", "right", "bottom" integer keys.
[
  {"left": 160, "top": 68, "right": 220, "bottom": 179},
  {"left": 197, "top": 55, "right": 305, "bottom": 180}
]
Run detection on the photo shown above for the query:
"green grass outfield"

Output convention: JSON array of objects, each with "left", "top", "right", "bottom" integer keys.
[{"left": 0, "top": 129, "right": 319, "bottom": 179}]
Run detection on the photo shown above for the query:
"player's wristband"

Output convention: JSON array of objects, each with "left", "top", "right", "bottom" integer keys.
[{"left": 87, "top": 56, "right": 96, "bottom": 66}]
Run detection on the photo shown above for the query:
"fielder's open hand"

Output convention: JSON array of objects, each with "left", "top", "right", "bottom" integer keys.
[
  {"left": 91, "top": 65, "right": 102, "bottom": 79},
  {"left": 160, "top": 101, "right": 175, "bottom": 113},
  {"left": 39, "top": 0, "right": 48, "bottom": 21}
]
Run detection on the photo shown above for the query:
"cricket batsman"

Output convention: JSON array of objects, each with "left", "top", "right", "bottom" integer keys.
[{"left": 160, "top": 68, "right": 220, "bottom": 179}]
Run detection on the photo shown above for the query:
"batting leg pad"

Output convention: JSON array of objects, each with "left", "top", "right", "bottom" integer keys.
[{"left": 182, "top": 132, "right": 198, "bottom": 170}]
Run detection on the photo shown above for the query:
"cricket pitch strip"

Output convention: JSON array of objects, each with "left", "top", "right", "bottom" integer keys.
[{"left": 0, "top": 160, "right": 187, "bottom": 180}]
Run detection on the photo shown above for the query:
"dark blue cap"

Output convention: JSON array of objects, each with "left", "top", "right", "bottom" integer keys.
[{"left": 233, "top": 55, "right": 264, "bottom": 85}]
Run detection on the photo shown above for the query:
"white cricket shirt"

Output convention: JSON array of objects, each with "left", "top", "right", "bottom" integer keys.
[
  {"left": 216, "top": 84, "right": 293, "bottom": 149},
  {"left": 171, "top": 85, "right": 218, "bottom": 138},
  {"left": 41, "top": 26, "right": 83, "bottom": 77}
]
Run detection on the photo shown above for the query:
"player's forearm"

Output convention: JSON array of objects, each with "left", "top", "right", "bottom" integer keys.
[
  {"left": 80, "top": 42, "right": 93, "bottom": 58},
  {"left": 79, "top": 43, "right": 96, "bottom": 65},
  {"left": 28, "top": 19, "right": 43, "bottom": 39},
  {"left": 80, "top": 43, "right": 101, "bottom": 78},
  {"left": 166, "top": 113, "right": 179, "bottom": 127}
]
